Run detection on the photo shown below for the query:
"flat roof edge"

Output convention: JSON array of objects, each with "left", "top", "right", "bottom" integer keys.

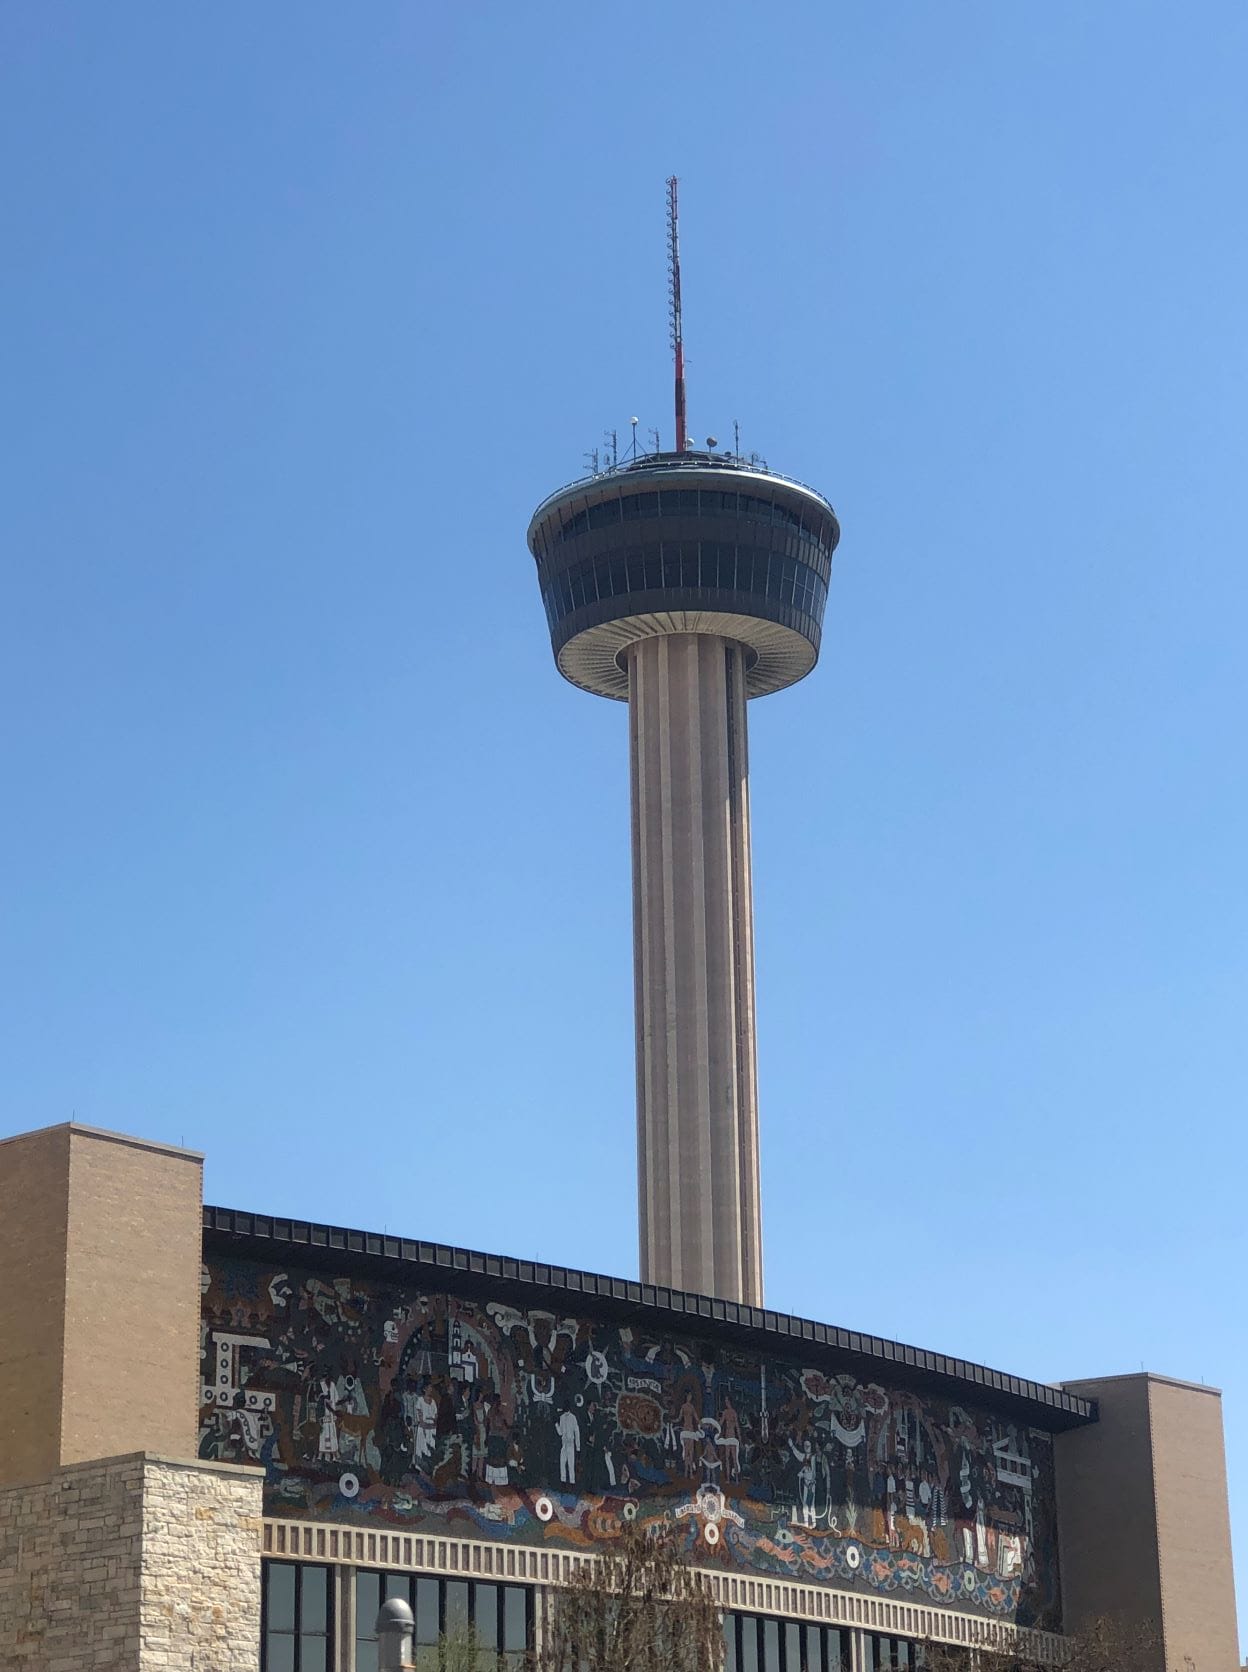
[
  {"left": 203, "top": 1204, "right": 1096, "bottom": 1428},
  {"left": 0, "top": 1120, "right": 204, "bottom": 1162},
  {"left": 1062, "top": 1370, "right": 1222, "bottom": 1398}
]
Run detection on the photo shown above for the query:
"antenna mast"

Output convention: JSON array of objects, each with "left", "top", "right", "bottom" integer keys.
[{"left": 667, "top": 176, "right": 687, "bottom": 453}]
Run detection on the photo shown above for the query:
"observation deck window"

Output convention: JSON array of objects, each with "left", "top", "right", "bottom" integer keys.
[
  {"left": 587, "top": 499, "right": 621, "bottom": 530},
  {"left": 542, "top": 540, "right": 827, "bottom": 631},
  {"left": 544, "top": 484, "right": 834, "bottom": 548}
]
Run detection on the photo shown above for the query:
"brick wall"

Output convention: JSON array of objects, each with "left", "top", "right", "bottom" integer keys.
[
  {"left": 1057, "top": 1372, "right": 1240, "bottom": 1672},
  {"left": 0, "top": 1123, "right": 205, "bottom": 1487},
  {"left": 0, "top": 1452, "right": 263, "bottom": 1671},
  {"left": 0, "top": 1124, "right": 71, "bottom": 1483}
]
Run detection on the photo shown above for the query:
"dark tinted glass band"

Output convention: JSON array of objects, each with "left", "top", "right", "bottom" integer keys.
[
  {"left": 542, "top": 487, "right": 835, "bottom": 549},
  {"left": 541, "top": 545, "right": 828, "bottom": 635}
]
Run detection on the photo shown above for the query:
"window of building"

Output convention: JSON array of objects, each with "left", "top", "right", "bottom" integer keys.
[
  {"left": 542, "top": 540, "right": 826, "bottom": 636},
  {"left": 725, "top": 1611, "right": 851, "bottom": 1672},
  {"left": 587, "top": 499, "right": 622, "bottom": 530},
  {"left": 861, "top": 1634, "right": 929, "bottom": 1671},
  {"left": 353, "top": 1573, "right": 532, "bottom": 1672},
  {"left": 262, "top": 1561, "right": 333, "bottom": 1672}
]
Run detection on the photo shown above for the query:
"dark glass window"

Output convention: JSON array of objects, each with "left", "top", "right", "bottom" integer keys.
[
  {"left": 503, "top": 1586, "right": 527, "bottom": 1654},
  {"left": 262, "top": 1561, "right": 332, "bottom": 1672},
  {"left": 804, "top": 1624, "right": 824, "bottom": 1672},
  {"left": 587, "top": 499, "right": 621, "bottom": 530},
  {"left": 444, "top": 1580, "right": 470, "bottom": 1639},
  {"left": 636, "top": 492, "right": 660, "bottom": 518},
  {"left": 415, "top": 1577, "right": 440, "bottom": 1645},
  {"left": 473, "top": 1583, "right": 498, "bottom": 1672},
  {"left": 355, "top": 1573, "right": 532, "bottom": 1672},
  {"left": 542, "top": 537, "right": 826, "bottom": 637},
  {"left": 355, "top": 1572, "right": 380, "bottom": 1672},
  {"left": 784, "top": 1622, "right": 802, "bottom": 1672},
  {"left": 724, "top": 1613, "right": 850, "bottom": 1672},
  {"left": 864, "top": 1636, "right": 926, "bottom": 1671},
  {"left": 740, "top": 1616, "right": 760, "bottom": 1672}
]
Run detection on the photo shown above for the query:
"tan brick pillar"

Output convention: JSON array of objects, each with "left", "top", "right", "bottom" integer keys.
[
  {"left": 1056, "top": 1371, "right": 1239, "bottom": 1672},
  {"left": 0, "top": 1122, "right": 204, "bottom": 1480}
]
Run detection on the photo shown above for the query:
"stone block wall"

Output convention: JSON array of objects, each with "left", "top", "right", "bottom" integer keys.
[{"left": 0, "top": 1452, "right": 263, "bottom": 1670}]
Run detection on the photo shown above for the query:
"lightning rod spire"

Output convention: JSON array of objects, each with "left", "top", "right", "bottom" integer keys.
[{"left": 667, "top": 176, "right": 687, "bottom": 453}]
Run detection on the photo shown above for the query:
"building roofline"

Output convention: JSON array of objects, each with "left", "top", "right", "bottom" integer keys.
[
  {"left": 0, "top": 1120, "right": 204, "bottom": 1162},
  {"left": 203, "top": 1205, "right": 1096, "bottom": 1431},
  {"left": 526, "top": 452, "right": 837, "bottom": 543},
  {"left": 1062, "top": 1370, "right": 1223, "bottom": 1398}
]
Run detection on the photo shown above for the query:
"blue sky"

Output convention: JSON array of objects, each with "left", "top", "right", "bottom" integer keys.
[{"left": 2, "top": 1, "right": 1245, "bottom": 1642}]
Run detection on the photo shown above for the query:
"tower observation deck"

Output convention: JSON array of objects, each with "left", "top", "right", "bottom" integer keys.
[{"left": 527, "top": 450, "right": 840, "bottom": 1307}]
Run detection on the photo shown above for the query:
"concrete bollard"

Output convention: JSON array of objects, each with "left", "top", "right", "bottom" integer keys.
[{"left": 377, "top": 1596, "right": 416, "bottom": 1670}]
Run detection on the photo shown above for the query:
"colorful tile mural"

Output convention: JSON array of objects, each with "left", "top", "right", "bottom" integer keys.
[{"left": 199, "top": 1258, "right": 1061, "bottom": 1630}]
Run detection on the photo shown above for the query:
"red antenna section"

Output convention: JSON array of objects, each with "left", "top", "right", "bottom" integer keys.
[{"left": 667, "top": 176, "right": 687, "bottom": 453}]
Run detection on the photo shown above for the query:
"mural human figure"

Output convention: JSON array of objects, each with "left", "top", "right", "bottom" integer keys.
[
  {"left": 678, "top": 1393, "right": 700, "bottom": 1474},
  {"left": 790, "top": 1438, "right": 816, "bottom": 1528},
  {"left": 557, "top": 1406, "right": 581, "bottom": 1485},
  {"left": 472, "top": 1391, "right": 490, "bottom": 1481},
  {"left": 720, "top": 1396, "right": 741, "bottom": 1482},
  {"left": 955, "top": 1450, "right": 979, "bottom": 1566},
  {"left": 700, "top": 1425, "right": 723, "bottom": 1488},
  {"left": 584, "top": 1399, "right": 617, "bottom": 1492},
  {"left": 528, "top": 1369, "right": 558, "bottom": 1481},
  {"left": 410, "top": 1301, "right": 439, "bottom": 1377},
  {"left": 412, "top": 1380, "right": 437, "bottom": 1465},
  {"left": 485, "top": 1401, "right": 511, "bottom": 1486},
  {"left": 376, "top": 1385, "right": 408, "bottom": 1481},
  {"left": 316, "top": 1378, "right": 340, "bottom": 1462}
]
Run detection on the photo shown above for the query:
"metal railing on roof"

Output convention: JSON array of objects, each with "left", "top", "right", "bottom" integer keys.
[{"left": 528, "top": 450, "right": 836, "bottom": 528}]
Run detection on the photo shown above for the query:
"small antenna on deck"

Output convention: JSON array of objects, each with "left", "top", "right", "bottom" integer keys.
[{"left": 667, "top": 177, "right": 687, "bottom": 453}]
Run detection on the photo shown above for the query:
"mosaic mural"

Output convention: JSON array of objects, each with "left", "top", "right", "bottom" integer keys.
[{"left": 200, "top": 1257, "right": 1061, "bottom": 1629}]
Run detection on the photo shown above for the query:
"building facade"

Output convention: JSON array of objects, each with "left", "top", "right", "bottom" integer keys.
[{"left": 0, "top": 1121, "right": 1239, "bottom": 1670}]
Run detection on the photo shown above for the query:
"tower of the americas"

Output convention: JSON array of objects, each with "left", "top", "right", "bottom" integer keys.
[{"left": 526, "top": 180, "right": 840, "bottom": 1306}]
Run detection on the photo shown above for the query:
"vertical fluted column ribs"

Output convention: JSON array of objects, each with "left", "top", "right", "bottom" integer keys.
[{"left": 628, "top": 633, "right": 763, "bottom": 1305}]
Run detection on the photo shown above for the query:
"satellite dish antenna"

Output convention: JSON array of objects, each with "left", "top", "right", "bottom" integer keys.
[{"left": 706, "top": 435, "right": 718, "bottom": 448}]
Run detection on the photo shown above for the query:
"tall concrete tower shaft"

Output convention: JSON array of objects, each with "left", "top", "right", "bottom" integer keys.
[
  {"left": 528, "top": 455, "right": 839, "bottom": 1304},
  {"left": 630, "top": 632, "right": 761, "bottom": 1302}
]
